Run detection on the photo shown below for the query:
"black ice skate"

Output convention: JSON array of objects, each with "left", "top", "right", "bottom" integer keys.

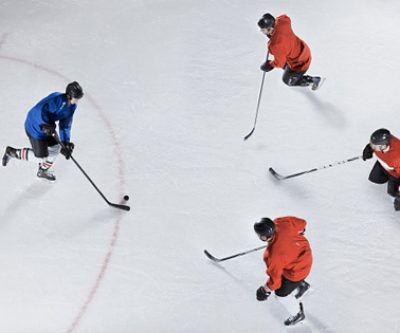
[
  {"left": 37, "top": 167, "right": 56, "bottom": 182},
  {"left": 394, "top": 196, "right": 400, "bottom": 211},
  {"left": 295, "top": 281, "right": 310, "bottom": 299},
  {"left": 284, "top": 302, "right": 305, "bottom": 326},
  {"left": 311, "top": 77, "right": 325, "bottom": 91},
  {"left": 2, "top": 146, "right": 19, "bottom": 166}
]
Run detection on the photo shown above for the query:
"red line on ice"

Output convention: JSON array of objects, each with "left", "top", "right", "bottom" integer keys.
[{"left": 0, "top": 54, "right": 126, "bottom": 333}]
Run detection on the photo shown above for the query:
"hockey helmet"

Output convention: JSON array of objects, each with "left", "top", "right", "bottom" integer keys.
[
  {"left": 257, "top": 13, "right": 275, "bottom": 29},
  {"left": 370, "top": 128, "right": 391, "bottom": 146},
  {"left": 254, "top": 218, "right": 275, "bottom": 240},
  {"left": 66, "top": 81, "right": 84, "bottom": 99}
]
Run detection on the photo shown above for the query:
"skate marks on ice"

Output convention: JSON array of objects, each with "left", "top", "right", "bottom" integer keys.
[{"left": 294, "top": 89, "right": 346, "bottom": 128}]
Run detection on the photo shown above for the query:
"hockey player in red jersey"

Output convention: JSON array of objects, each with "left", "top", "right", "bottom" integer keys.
[
  {"left": 257, "top": 13, "right": 323, "bottom": 90},
  {"left": 254, "top": 216, "right": 312, "bottom": 326},
  {"left": 362, "top": 128, "right": 400, "bottom": 210}
]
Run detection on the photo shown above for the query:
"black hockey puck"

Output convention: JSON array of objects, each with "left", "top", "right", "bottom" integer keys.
[{"left": 123, "top": 195, "right": 130, "bottom": 201}]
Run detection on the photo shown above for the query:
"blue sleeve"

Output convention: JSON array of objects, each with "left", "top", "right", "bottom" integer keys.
[{"left": 59, "top": 113, "right": 74, "bottom": 142}]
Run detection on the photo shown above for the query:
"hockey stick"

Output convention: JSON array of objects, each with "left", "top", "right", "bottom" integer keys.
[
  {"left": 269, "top": 155, "right": 363, "bottom": 181},
  {"left": 204, "top": 245, "right": 267, "bottom": 262},
  {"left": 243, "top": 52, "right": 269, "bottom": 141},
  {"left": 53, "top": 134, "right": 130, "bottom": 211}
]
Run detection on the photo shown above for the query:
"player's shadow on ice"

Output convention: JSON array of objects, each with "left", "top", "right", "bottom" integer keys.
[
  {"left": 206, "top": 259, "right": 252, "bottom": 289},
  {"left": 294, "top": 89, "right": 346, "bottom": 128},
  {"left": 268, "top": 172, "right": 311, "bottom": 200},
  {"left": 2, "top": 182, "right": 52, "bottom": 222},
  {"left": 62, "top": 207, "right": 123, "bottom": 238},
  {"left": 306, "top": 313, "right": 337, "bottom": 333}
]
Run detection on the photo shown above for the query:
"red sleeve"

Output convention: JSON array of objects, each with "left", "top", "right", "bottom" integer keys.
[
  {"left": 269, "top": 42, "right": 289, "bottom": 69},
  {"left": 266, "top": 254, "right": 286, "bottom": 290}
]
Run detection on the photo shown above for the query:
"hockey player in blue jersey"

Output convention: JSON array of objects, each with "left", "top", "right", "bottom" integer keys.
[{"left": 2, "top": 81, "right": 84, "bottom": 181}]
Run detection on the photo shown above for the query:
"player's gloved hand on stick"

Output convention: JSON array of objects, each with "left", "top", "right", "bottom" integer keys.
[
  {"left": 61, "top": 142, "right": 74, "bottom": 159},
  {"left": 40, "top": 123, "right": 56, "bottom": 136},
  {"left": 260, "top": 61, "right": 274, "bottom": 72},
  {"left": 256, "top": 286, "right": 271, "bottom": 301},
  {"left": 362, "top": 144, "right": 374, "bottom": 161}
]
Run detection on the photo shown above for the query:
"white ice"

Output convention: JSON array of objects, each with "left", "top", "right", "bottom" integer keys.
[{"left": 1, "top": 0, "right": 400, "bottom": 332}]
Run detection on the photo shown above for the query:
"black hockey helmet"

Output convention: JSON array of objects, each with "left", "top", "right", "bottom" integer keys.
[
  {"left": 257, "top": 13, "right": 275, "bottom": 29},
  {"left": 254, "top": 218, "right": 275, "bottom": 240},
  {"left": 66, "top": 81, "right": 84, "bottom": 99},
  {"left": 370, "top": 128, "right": 391, "bottom": 146}
]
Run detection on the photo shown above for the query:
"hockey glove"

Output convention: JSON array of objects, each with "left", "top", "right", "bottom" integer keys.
[
  {"left": 394, "top": 196, "right": 400, "bottom": 211},
  {"left": 260, "top": 61, "right": 273, "bottom": 72},
  {"left": 362, "top": 144, "right": 373, "bottom": 161},
  {"left": 256, "top": 286, "right": 271, "bottom": 301},
  {"left": 60, "top": 142, "right": 74, "bottom": 160},
  {"left": 40, "top": 123, "right": 56, "bottom": 137}
]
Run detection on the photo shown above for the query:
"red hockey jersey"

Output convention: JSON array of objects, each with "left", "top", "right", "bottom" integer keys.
[
  {"left": 268, "top": 15, "right": 311, "bottom": 73},
  {"left": 263, "top": 216, "right": 313, "bottom": 291}
]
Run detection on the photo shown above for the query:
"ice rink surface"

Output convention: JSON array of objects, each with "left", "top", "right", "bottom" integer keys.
[{"left": 1, "top": 0, "right": 400, "bottom": 332}]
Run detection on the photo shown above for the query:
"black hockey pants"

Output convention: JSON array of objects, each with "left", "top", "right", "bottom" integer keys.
[
  {"left": 282, "top": 65, "right": 314, "bottom": 87},
  {"left": 27, "top": 132, "right": 58, "bottom": 158},
  {"left": 275, "top": 276, "right": 305, "bottom": 297},
  {"left": 368, "top": 161, "right": 400, "bottom": 197}
]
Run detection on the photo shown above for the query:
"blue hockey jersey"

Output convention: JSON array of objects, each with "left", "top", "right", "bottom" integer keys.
[{"left": 24, "top": 92, "right": 77, "bottom": 142}]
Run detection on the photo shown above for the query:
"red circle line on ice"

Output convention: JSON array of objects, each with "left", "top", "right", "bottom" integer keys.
[{"left": 0, "top": 54, "right": 126, "bottom": 333}]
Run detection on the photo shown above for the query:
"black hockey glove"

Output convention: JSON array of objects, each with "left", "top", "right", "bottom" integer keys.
[
  {"left": 256, "top": 286, "right": 271, "bottom": 301},
  {"left": 260, "top": 61, "right": 273, "bottom": 72},
  {"left": 362, "top": 144, "right": 374, "bottom": 161},
  {"left": 394, "top": 196, "right": 400, "bottom": 211},
  {"left": 40, "top": 123, "right": 56, "bottom": 136},
  {"left": 60, "top": 142, "right": 74, "bottom": 160}
]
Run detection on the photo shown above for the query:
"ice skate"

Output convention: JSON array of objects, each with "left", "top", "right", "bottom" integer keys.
[
  {"left": 2, "top": 146, "right": 19, "bottom": 166},
  {"left": 394, "top": 196, "right": 400, "bottom": 211},
  {"left": 284, "top": 302, "right": 305, "bottom": 326},
  {"left": 37, "top": 167, "right": 56, "bottom": 182},
  {"left": 311, "top": 76, "right": 325, "bottom": 91},
  {"left": 295, "top": 281, "right": 310, "bottom": 299}
]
